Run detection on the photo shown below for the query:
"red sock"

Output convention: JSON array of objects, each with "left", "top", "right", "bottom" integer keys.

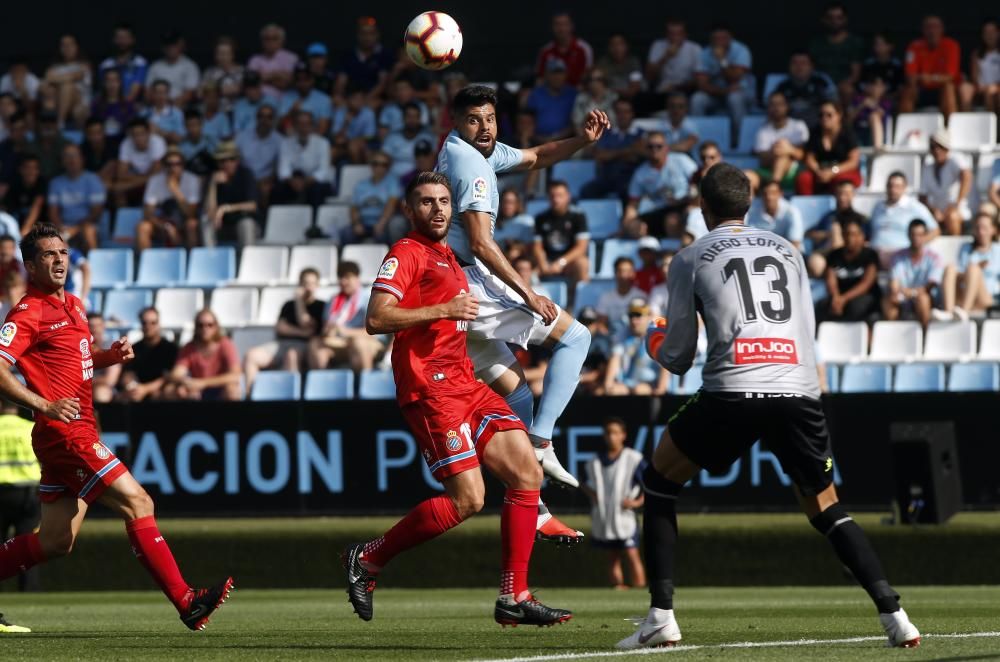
[
  {"left": 500, "top": 489, "right": 539, "bottom": 601},
  {"left": 126, "top": 516, "right": 190, "bottom": 611},
  {"left": 0, "top": 533, "right": 45, "bottom": 581},
  {"left": 362, "top": 495, "right": 463, "bottom": 571}
]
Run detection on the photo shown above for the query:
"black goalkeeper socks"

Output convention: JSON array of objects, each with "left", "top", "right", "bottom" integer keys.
[{"left": 641, "top": 465, "right": 683, "bottom": 610}]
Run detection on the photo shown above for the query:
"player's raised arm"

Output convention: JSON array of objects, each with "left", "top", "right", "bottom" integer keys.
[
  {"left": 656, "top": 251, "right": 699, "bottom": 374},
  {"left": 516, "top": 109, "right": 611, "bottom": 171}
]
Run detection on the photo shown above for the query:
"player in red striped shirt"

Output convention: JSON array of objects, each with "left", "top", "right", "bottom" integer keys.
[
  {"left": 342, "top": 172, "right": 571, "bottom": 627},
  {"left": 0, "top": 224, "right": 233, "bottom": 631}
]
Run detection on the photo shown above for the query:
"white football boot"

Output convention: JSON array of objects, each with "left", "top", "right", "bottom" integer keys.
[
  {"left": 616, "top": 608, "right": 682, "bottom": 649},
  {"left": 880, "top": 608, "right": 921, "bottom": 648},
  {"left": 531, "top": 435, "right": 579, "bottom": 488}
]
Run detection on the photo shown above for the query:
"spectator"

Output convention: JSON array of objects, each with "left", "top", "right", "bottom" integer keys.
[
  {"left": 135, "top": 146, "right": 201, "bottom": 251},
  {"left": 145, "top": 30, "right": 200, "bottom": 106},
  {"left": 919, "top": 129, "right": 972, "bottom": 236},
  {"left": 597, "top": 256, "right": 646, "bottom": 340},
  {"left": 645, "top": 19, "right": 701, "bottom": 98},
  {"left": 247, "top": 23, "right": 298, "bottom": 98},
  {"left": 330, "top": 85, "right": 378, "bottom": 164},
  {"left": 807, "top": 179, "right": 867, "bottom": 276},
  {"left": 526, "top": 59, "right": 578, "bottom": 142},
  {"left": 279, "top": 64, "right": 333, "bottom": 136},
  {"left": 883, "top": 219, "right": 947, "bottom": 327},
  {"left": 88, "top": 312, "right": 121, "bottom": 403},
  {"left": 232, "top": 71, "right": 276, "bottom": 134},
  {"left": 634, "top": 236, "right": 664, "bottom": 294},
  {"left": 816, "top": 217, "right": 880, "bottom": 323},
  {"left": 860, "top": 32, "right": 905, "bottom": 100},
  {"left": 82, "top": 117, "right": 117, "bottom": 185},
  {"left": 378, "top": 77, "right": 428, "bottom": 140},
  {"left": 901, "top": 15, "right": 961, "bottom": 117},
  {"left": 305, "top": 43, "right": 336, "bottom": 96},
  {"left": 244, "top": 267, "right": 325, "bottom": 391},
  {"left": 0, "top": 113, "right": 30, "bottom": 193},
  {"left": 274, "top": 110, "right": 334, "bottom": 207},
  {"left": 648, "top": 251, "right": 674, "bottom": 315},
  {"left": 90, "top": 68, "right": 137, "bottom": 141},
  {"left": 532, "top": 180, "right": 590, "bottom": 284},
  {"left": 660, "top": 92, "right": 698, "bottom": 154},
  {"left": 573, "top": 69, "right": 617, "bottom": 136},
  {"left": 43, "top": 34, "right": 92, "bottom": 129},
  {"left": 235, "top": 104, "right": 281, "bottom": 203},
  {"left": 691, "top": 23, "right": 754, "bottom": 138},
  {"left": 947, "top": 212, "right": 1000, "bottom": 315},
  {"left": 113, "top": 118, "right": 166, "bottom": 206},
  {"left": 795, "top": 100, "right": 861, "bottom": 195},
  {"left": 748, "top": 92, "right": 809, "bottom": 193},
  {"left": 399, "top": 138, "right": 437, "bottom": 189},
  {"left": 0, "top": 93, "right": 16, "bottom": 141},
  {"left": 335, "top": 16, "right": 395, "bottom": 101},
  {"left": 117, "top": 307, "right": 178, "bottom": 402},
  {"left": 870, "top": 171, "right": 938, "bottom": 264},
  {"left": 30, "top": 112, "right": 69, "bottom": 179},
  {"left": 580, "top": 98, "right": 643, "bottom": 203},
  {"left": 0, "top": 235, "right": 25, "bottom": 309},
  {"left": 603, "top": 297, "right": 668, "bottom": 395},
  {"left": 622, "top": 131, "right": 697, "bottom": 238},
  {"left": 1, "top": 155, "right": 45, "bottom": 234},
  {"left": 145, "top": 80, "right": 184, "bottom": 144},
  {"left": 199, "top": 84, "right": 233, "bottom": 148},
  {"left": 848, "top": 66, "right": 892, "bottom": 148},
  {"left": 46, "top": 143, "right": 105, "bottom": 252},
  {"left": 512, "top": 254, "right": 540, "bottom": 287},
  {"left": 0, "top": 397, "right": 40, "bottom": 592},
  {"left": 178, "top": 110, "right": 215, "bottom": 177},
  {"left": 201, "top": 36, "right": 244, "bottom": 109},
  {"left": 596, "top": 34, "right": 644, "bottom": 101},
  {"left": 0, "top": 60, "right": 40, "bottom": 110},
  {"left": 990, "top": 164, "right": 1000, "bottom": 212},
  {"left": 163, "top": 309, "right": 241, "bottom": 401},
  {"left": 343, "top": 151, "right": 404, "bottom": 245},
  {"left": 381, "top": 103, "right": 435, "bottom": 179},
  {"left": 535, "top": 11, "right": 593, "bottom": 87},
  {"left": 64, "top": 246, "right": 91, "bottom": 304},
  {"left": 580, "top": 417, "right": 647, "bottom": 590},
  {"left": 808, "top": 2, "right": 864, "bottom": 98},
  {"left": 494, "top": 188, "right": 536, "bottom": 249},
  {"left": 98, "top": 22, "right": 147, "bottom": 102},
  {"left": 746, "top": 180, "right": 804, "bottom": 248},
  {"left": 961, "top": 19, "right": 1000, "bottom": 114},
  {"left": 202, "top": 141, "right": 259, "bottom": 248},
  {"left": 577, "top": 305, "right": 613, "bottom": 394},
  {"left": 775, "top": 50, "right": 835, "bottom": 128},
  {"left": 308, "top": 261, "right": 385, "bottom": 372}
]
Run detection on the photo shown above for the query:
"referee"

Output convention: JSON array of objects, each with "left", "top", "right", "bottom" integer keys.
[{"left": 0, "top": 398, "right": 40, "bottom": 592}]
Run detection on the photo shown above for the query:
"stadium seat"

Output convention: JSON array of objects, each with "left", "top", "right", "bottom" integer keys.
[
  {"left": 341, "top": 244, "right": 390, "bottom": 283},
  {"left": 552, "top": 160, "right": 596, "bottom": 200},
  {"left": 231, "top": 326, "right": 275, "bottom": 361},
  {"left": 924, "top": 320, "right": 977, "bottom": 362},
  {"left": 735, "top": 115, "right": 767, "bottom": 155},
  {"left": 359, "top": 369, "right": 396, "bottom": 399},
  {"left": 867, "top": 153, "right": 921, "bottom": 192},
  {"left": 598, "top": 239, "right": 638, "bottom": 278},
  {"left": 817, "top": 321, "right": 867, "bottom": 363},
  {"left": 891, "top": 112, "right": 944, "bottom": 151},
  {"left": 103, "top": 288, "right": 153, "bottom": 326},
  {"left": 928, "top": 235, "right": 972, "bottom": 267},
  {"left": 136, "top": 248, "right": 186, "bottom": 287},
  {"left": 187, "top": 247, "right": 236, "bottom": 287},
  {"left": 850, "top": 192, "right": 882, "bottom": 217},
  {"left": 88, "top": 248, "right": 134, "bottom": 288},
  {"left": 840, "top": 363, "right": 892, "bottom": 393},
  {"left": 947, "top": 112, "right": 997, "bottom": 152},
  {"left": 112, "top": 207, "right": 144, "bottom": 245},
  {"left": 893, "top": 362, "right": 945, "bottom": 392},
  {"left": 948, "top": 362, "right": 1000, "bottom": 392},
  {"left": 789, "top": 196, "right": 835, "bottom": 232},
  {"left": 262, "top": 205, "right": 312, "bottom": 244},
  {"left": 155, "top": 288, "right": 205, "bottom": 329},
  {"left": 257, "top": 286, "right": 296, "bottom": 325},
  {"left": 210, "top": 287, "right": 259, "bottom": 328},
  {"left": 315, "top": 204, "right": 352, "bottom": 239},
  {"left": 525, "top": 198, "right": 548, "bottom": 218},
  {"left": 96, "top": 210, "right": 112, "bottom": 245},
  {"left": 761, "top": 73, "right": 786, "bottom": 101},
  {"left": 236, "top": 246, "right": 289, "bottom": 285},
  {"left": 287, "top": 245, "right": 338, "bottom": 283},
  {"left": 573, "top": 279, "right": 614, "bottom": 315},
  {"left": 337, "top": 164, "right": 372, "bottom": 201},
  {"left": 979, "top": 319, "right": 1000, "bottom": 360},
  {"left": 689, "top": 116, "right": 731, "bottom": 152},
  {"left": 869, "top": 321, "right": 923, "bottom": 362},
  {"left": 577, "top": 199, "right": 622, "bottom": 240},
  {"left": 85, "top": 290, "right": 102, "bottom": 314},
  {"left": 825, "top": 364, "right": 839, "bottom": 393},
  {"left": 536, "top": 280, "right": 568, "bottom": 309},
  {"left": 304, "top": 369, "right": 355, "bottom": 400},
  {"left": 250, "top": 370, "right": 302, "bottom": 401},
  {"left": 724, "top": 155, "right": 759, "bottom": 170}
]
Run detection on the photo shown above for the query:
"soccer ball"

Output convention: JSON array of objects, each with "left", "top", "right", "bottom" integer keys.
[{"left": 404, "top": 11, "right": 463, "bottom": 70}]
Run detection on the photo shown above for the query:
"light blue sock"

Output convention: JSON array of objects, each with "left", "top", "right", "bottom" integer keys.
[
  {"left": 504, "top": 382, "right": 534, "bottom": 429},
  {"left": 531, "top": 320, "right": 590, "bottom": 441}
]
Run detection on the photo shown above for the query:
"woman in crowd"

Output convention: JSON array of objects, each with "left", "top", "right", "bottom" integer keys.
[
  {"left": 43, "top": 34, "right": 92, "bottom": 128},
  {"left": 90, "top": 68, "right": 137, "bottom": 141},
  {"left": 960, "top": 19, "right": 1000, "bottom": 114},
  {"left": 494, "top": 188, "right": 536, "bottom": 249},
  {"left": 943, "top": 212, "right": 1000, "bottom": 316},
  {"left": 795, "top": 100, "right": 862, "bottom": 195},
  {"left": 163, "top": 309, "right": 242, "bottom": 401},
  {"left": 201, "top": 36, "right": 244, "bottom": 111}
]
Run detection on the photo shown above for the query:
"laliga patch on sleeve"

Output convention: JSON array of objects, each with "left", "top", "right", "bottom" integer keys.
[
  {"left": 0, "top": 322, "right": 16, "bottom": 347},
  {"left": 472, "top": 177, "right": 488, "bottom": 200},
  {"left": 378, "top": 257, "right": 400, "bottom": 280}
]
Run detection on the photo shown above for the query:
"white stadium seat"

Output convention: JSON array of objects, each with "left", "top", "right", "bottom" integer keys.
[
  {"left": 337, "top": 165, "right": 373, "bottom": 201},
  {"left": 923, "top": 321, "right": 977, "bottom": 362},
  {"left": 155, "top": 288, "right": 205, "bottom": 329},
  {"left": 263, "top": 205, "right": 312, "bottom": 244},
  {"left": 869, "top": 321, "right": 923, "bottom": 362},
  {"left": 341, "top": 244, "right": 390, "bottom": 283},
  {"left": 928, "top": 235, "right": 972, "bottom": 268},
  {"left": 817, "top": 321, "right": 867, "bottom": 363},
  {"left": 236, "top": 246, "right": 289, "bottom": 285},
  {"left": 257, "top": 286, "right": 296, "bottom": 325},
  {"left": 947, "top": 112, "right": 997, "bottom": 152},
  {"left": 851, "top": 192, "right": 883, "bottom": 217},
  {"left": 315, "top": 204, "right": 352, "bottom": 240},
  {"left": 978, "top": 319, "right": 1000, "bottom": 360},
  {"left": 287, "top": 245, "right": 339, "bottom": 283},
  {"left": 211, "top": 287, "right": 259, "bottom": 328},
  {"left": 231, "top": 326, "right": 276, "bottom": 362},
  {"left": 867, "top": 153, "right": 921, "bottom": 192},
  {"left": 891, "top": 112, "right": 944, "bottom": 151}
]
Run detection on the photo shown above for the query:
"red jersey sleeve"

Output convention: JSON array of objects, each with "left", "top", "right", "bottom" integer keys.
[
  {"left": 0, "top": 302, "right": 39, "bottom": 366},
  {"left": 371, "top": 241, "right": 421, "bottom": 302}
]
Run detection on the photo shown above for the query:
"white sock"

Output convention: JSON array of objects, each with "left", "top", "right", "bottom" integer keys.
[{"left": 647, "top": 607, "right": 674, "bottom": 624}]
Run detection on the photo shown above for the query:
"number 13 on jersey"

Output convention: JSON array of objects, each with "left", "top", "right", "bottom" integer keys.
[{"left": 721, "top": 256, "right": 792, "bottom": 324}]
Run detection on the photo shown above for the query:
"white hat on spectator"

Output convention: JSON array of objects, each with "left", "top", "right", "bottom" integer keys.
[
  {"left": 930, "top": 129, "right": 951, "bottom": 150},
  {"left": 637, "top": 236, "right": 662, "bottom": 253}
]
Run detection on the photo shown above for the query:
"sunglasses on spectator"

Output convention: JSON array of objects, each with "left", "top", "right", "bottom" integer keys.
[
  {"left": 628, "top": 312, "right": 646, "bottom": 318},
  {"left": 166, "top": 160, "right": 184, "bottom": 167},
  {"left": 196, "top": 320, "right": 216, "bottom": 328},
  {"left": 648, "top": 143, "right": 666, "bottom": 150},
  {"left": 371, "top": 160, "right": 390, "bottom": 167},
  {"left": 140, "top": 318, "right": 158, "bottom": 326},
  {"left": 820, "top": 111, "right": 837, "bottom": 118}
]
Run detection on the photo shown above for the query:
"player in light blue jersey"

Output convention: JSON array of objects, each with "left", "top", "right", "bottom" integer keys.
[{"left": 436, "top": 85, "right": 610, "bottom": 544}]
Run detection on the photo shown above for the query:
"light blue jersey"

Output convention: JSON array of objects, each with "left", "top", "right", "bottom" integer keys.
[{"left": 436, "top": 130, "right": 523, "bottom": 265}]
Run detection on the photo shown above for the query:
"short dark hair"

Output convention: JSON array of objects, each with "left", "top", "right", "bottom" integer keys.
[
  {"left": 841, "top": 217, "right": 864, "bottom": 233},
  {"left": 85, "top": 116, "right": 103, "bottom": 129},
  {"left": 0, "top": 234, "right": 15, "bottom": 244},
  {"left": 908, "top": 218, "right": 928, "bottom": 233},
  {"left": 603, "top": 416, "right": 627, "bottom": 431},
  {"left": 700, "top": 163, "right": 751, "bottom": 221},
  {"left": 451, "top": 85, "right": 497, "bottom": 115},
  {"left": 151, "top": 78, "right": 170, "bottom": 90},
  {"left": 337, "top": 261, "right": 360, "bottom": 278},
  {"left": 402, "top": 101, "right": 422, "bottom": 115},
  {"left": 699, "top": 139, "right": 720, "bottom": 155},
  {"left": 138, "top": 306, "right": 159, "bottom": 321},
  {"left": 790, "top": 49, "right": 812, "bottom": 61},
  {"left": 835, "top": 179, "right": 856, "bottom": 189},
  {"left": 547, "top": 179, "right": 569, "bottom": 193},
  {"left": 887, "top": 170, "right": 907, "bottom": 184},
  {"left": 761, "top": 179, "right": 782, "bottom": 193},
  {"left": 21, "top": 223, "right": 64, "bottom": 263},
  {"left": 613, "top": 256, "right": 635, "bottom": 270},
  {"left": 184, "top": 109, "right": 202, "bottom": 122},
  {"left": 127, "top": 117, "right": 149, "bottom": 131},
  {"left": 404, "top": 171, "right": 452, "bottom": 206},
  {"left": 299, "top": 267, "right": 320, "bottom": 282}
]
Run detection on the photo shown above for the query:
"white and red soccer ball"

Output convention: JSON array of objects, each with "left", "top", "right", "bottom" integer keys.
[{"left": 404, "top": 11, "right": 463, "bottom": 70}]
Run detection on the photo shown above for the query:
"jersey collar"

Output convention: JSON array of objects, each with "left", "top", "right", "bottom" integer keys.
[
  {"left": 406, "top": 231, "right": 451, "bottom": 255},
  {"left": 26, "top": 283, "right": 70, "bottom": 309}
]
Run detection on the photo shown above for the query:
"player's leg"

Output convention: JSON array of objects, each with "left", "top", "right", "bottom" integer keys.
[
  {"left": 0, "top": 610, "right": 30, "bottom": 633},
  {"left": 608, "top": 550, "right": 625, "bottom": 588},
  {"left": 0, "top": 495, "right": 85, "bottom": 583},
  {"left": 624, "top": 545, "right": 647, "bottom": 588},
  {"left": 243, "top": 341, "right": 279, "bottom": 391},
  {"left": 13, "top": 488, "right": 41, "bottom": 592}
]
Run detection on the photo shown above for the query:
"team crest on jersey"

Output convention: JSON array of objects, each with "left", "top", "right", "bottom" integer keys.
[
  {"left": 93, "top": 443, "right": 111, "bottom": 460},
  {"left": 472, "top": 177, "right": 488, "bottom": 200},
  {"left": 378, "top": 257, "right": 399, "bottom": 280},
  {"left": 80, "top": 339, "right": 91, "bottom": 358},
  {"left": 446, "top": 430, "right": 462, "bottom": 452},
  {"left": 0, "top": 322, "right": 16, "bottom": 347}
]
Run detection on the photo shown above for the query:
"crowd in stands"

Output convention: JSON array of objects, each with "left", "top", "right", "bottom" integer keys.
[{"left": 1, "top": 6, "right": 1000, "bottom": 399}]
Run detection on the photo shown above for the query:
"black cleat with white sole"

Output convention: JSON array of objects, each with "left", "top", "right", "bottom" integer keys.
[
  {"left": 180, "top": 577, "right": 234, "bottom": 631},
  {"left": 342, "top": 543, "right": 377, "bottom": 621},
  {"left": 494, "top": 596, "right": 572, "bottom": 627}
]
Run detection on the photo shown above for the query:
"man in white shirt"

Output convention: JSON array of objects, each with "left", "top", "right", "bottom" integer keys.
[
  {"left": 645, "top": 19, "right": 701, "bottom": 95},
  {"left": 135, "top": 146, "right": 201, "bottom": 251},
  {"left": 274, "top": 109, "right": 333, "bottom": 207},
  {"left": 918, "top": 129, "right": 972, "bottom": 236},
  {"left": 113, "top": 118, "right": 167, "bottom": 206},
  {"left": 235, "top": 104, "right": 282, "bottom": 203},
  {"left": 870, "top": 171, "right": 938, "bottom": 266},
  {"left": 145, "top": 30, "right": 200, "bottom": 106},
  {"left": 748, "top": 91, "right": 810, "bottom": 192},
  {"left": 596, "top": 256, "right": 646, "bottom": 341}
]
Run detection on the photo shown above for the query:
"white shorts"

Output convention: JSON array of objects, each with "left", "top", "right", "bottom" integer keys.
[{"left": 463, "top": 264, "right": 560, "bottom": 383}]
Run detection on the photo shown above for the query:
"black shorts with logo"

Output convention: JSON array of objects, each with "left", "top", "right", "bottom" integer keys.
[{"left": 668, "top": 390, "right": 834, "bottom": 496}]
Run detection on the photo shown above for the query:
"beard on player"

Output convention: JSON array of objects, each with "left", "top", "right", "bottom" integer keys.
[
  {"left": 456, "top": 103, "right": 497, "bottom": 157},
  {"left": 404, "top": 177, "right": 453, "bottom": 242}
]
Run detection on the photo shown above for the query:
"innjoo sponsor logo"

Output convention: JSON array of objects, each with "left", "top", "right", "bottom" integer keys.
[{"left": 734, "top": 337, "right": 798, "bottom": 365}]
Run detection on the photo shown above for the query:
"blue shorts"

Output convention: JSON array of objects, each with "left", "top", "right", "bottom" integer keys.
[{"left": 590, "top": 532, "right": 639, "bottom": 550}]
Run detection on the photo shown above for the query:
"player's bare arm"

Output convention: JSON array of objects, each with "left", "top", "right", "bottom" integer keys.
[
  {"left": 0, "top": 358, "right": 79, "bottom": 423},
  {"left": 366, "top": 290, "right": 478, "bottom": 335},
  {"left": 516, "top": 109, "right": 611, "bottom": 171}
]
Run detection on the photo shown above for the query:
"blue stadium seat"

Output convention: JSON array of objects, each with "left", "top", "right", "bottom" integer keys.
[
  {"left": 947, "top": 362, "right": 1000, "bottom": 392},
  {"left": 825, "top": 364, "right": 839, "bottom": 393},
  {"left": 762, "top": 73, "right": 787, "bottom": 101},
  {"left": 536, "top": 280, "right": 568, "bottom": 309},
  {"left": 840, "top": 364, "right": 892, "bottom": 393},
  {"left": 304, "top": 369, "right": 355, "bottom": 400},
  {"left": 790, "top": 196, "right": 836, "bottom": 232},
  {"left": 85, "top": 290, "right": 102, "bottom": 314},
  {"left": 736, "top": 115, "right": 767, "bottom": 154},
  {"left": 112, "top": 207, "right": 144, "bottom": 245},
  {"left": 103, "top": 289, "right": 153, "bottom": 326},
  {"left": 577, "top": 199, "right": 622, "bottom": 240},
  {"left": 187, "top": 247, "right": 236, "bottom": 287},
  {"left": 894, "top": 363, "right": 945, "bottom": 392},
  {"left": 88, "top": 248, "right": 134, "bottom": 288},
  {"left": 724, "top": 155, "right": 759, "bottom": 170},
  {"left": 598, "top": 239, "right": 638, "bottom": 278},
  {"left": 573, "top": 279, "right": 614, "bottom": 315},
  {"left": 359, "top": 369, "right": 397, "bottom": 399},
  {"left": 136, "top": 248, "right": 186, "bottom": 287},
  {"left": 525, "top": 199, "right": 548, "bottom": 218},
  {"left": 690, "top": 116, "right": 731, "bottom": 151},
  {"left": 552, "top": 160, "right": 596, "bottom": 200},
  {"left": 97, "top": 210, "right": 112, "bottom": 245},
  {"left": 250, "top": 371, "right": 302, "bottom": 401}
]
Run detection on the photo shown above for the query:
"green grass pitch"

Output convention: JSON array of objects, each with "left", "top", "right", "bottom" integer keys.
[{"left": 2, "top": 585, "right": 999, "bottom": 660}]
